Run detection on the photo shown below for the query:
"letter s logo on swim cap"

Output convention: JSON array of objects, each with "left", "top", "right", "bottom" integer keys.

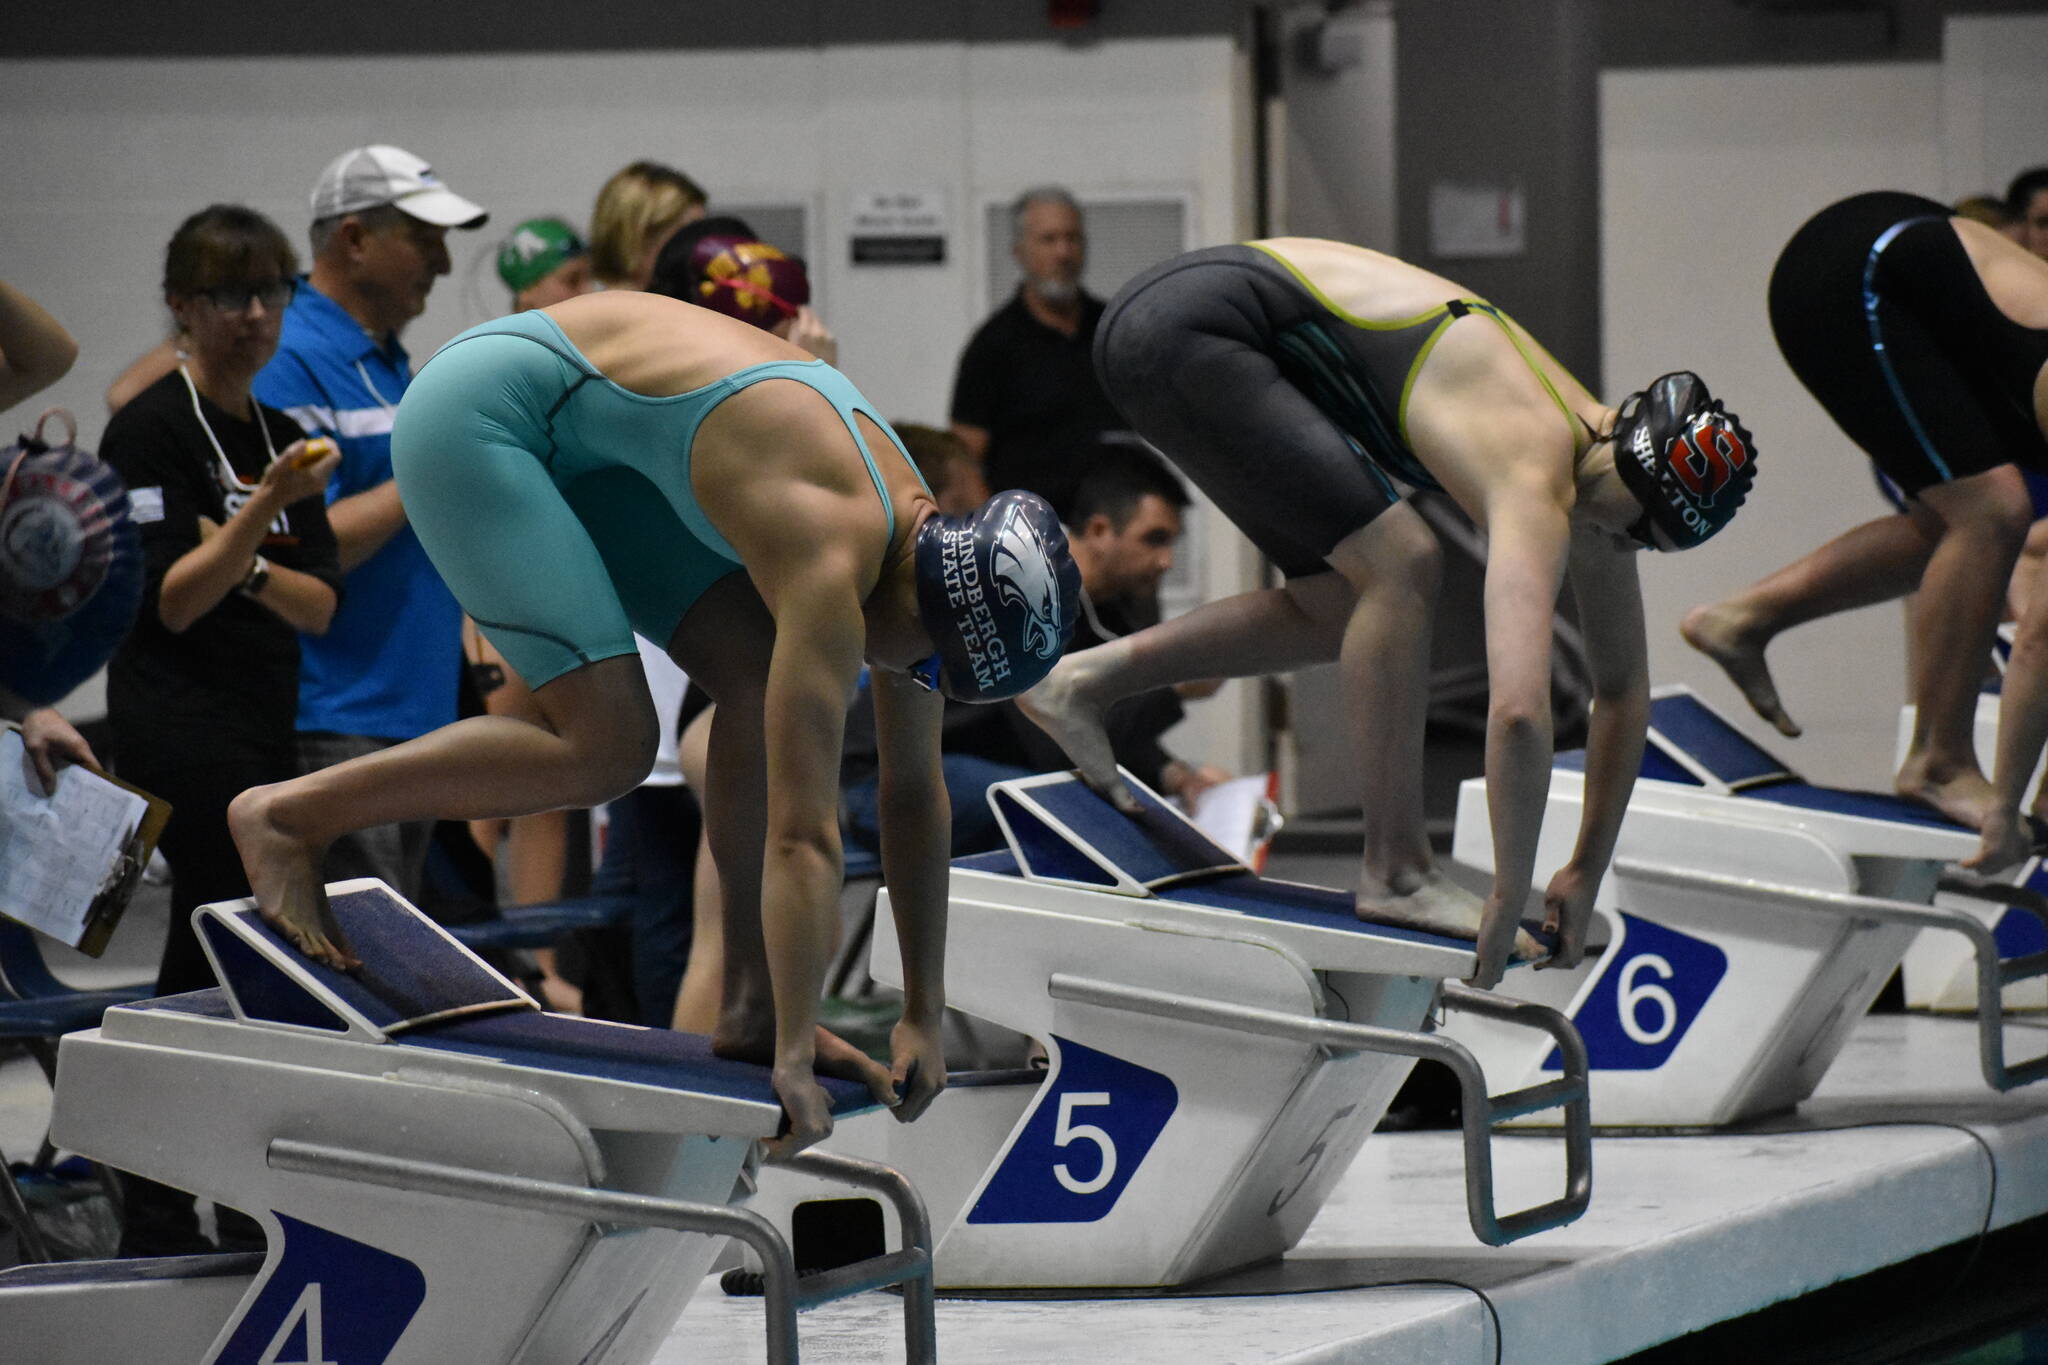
[
  {"left": 1669, "top": 417, "right": 1750, "bottom": 508},
  {"left": 992, "top": 502, "right": 1064, "bottom": 661}
]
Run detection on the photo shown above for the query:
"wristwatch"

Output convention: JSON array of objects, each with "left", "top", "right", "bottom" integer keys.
[{"left": 239, "top": 556, "right": 271, "bottom": 598}]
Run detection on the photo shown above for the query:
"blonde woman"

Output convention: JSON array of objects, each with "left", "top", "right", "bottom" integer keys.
[{"left": 589, "top": 161, "right": 708, "bottom": 290}]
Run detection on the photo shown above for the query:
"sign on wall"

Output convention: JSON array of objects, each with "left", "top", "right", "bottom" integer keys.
[
  {"left": 1428, "top": 181, "right": 1526, "bottom": 259},
  {"left": 850, "top": 189, "right": 948, "bottom": 265}
]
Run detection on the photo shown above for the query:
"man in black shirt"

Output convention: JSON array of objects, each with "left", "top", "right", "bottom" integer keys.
[{"left": 950, "top": 187, "right": 1127, "bottom": 510}]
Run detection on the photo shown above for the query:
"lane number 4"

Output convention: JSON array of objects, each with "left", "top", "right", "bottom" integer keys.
[{"left": 257, "top": 1282, "right": 339, "bottom": 1365}]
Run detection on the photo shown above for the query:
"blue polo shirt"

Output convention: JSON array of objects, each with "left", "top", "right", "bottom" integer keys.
[{"left": 254, "top": 279, "right": 460, "bottom": 741}]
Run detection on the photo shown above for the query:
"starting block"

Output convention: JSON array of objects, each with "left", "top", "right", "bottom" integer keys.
[
  {"left": 1447, "top": 687, "right": 2048, "bottom": 1129},
  {"left": 749, "top": 770, "right": 1592, "bottom": 1294},
  {"left": 1893, "top": 689, "right": 2048, "bottom": 1011},
  {"left": 0, "top": 880, "right": 935, "bottom": 1364}
]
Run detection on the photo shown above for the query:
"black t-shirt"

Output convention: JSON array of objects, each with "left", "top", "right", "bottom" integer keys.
[
  {"left": 103, "top": 370, "right": 342, "bottom": 743},
  {"left": 949, "top": 290, "right": 1127, "bottom": 513}
]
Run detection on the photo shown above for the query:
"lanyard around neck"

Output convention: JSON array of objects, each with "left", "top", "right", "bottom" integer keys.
[
  {"left": 179, "top": 362, "right": 277, "bottom": 493},
  {"left": 354, "top": 358, "right": 399, "bottom": 415}
]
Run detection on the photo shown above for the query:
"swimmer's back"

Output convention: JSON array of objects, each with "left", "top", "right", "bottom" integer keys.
[
  {"left": 1252, "top": 237, "right": 1599, "bottom": 416},
  {"left": 1952, "top": 218, "right": 2048, "bottom": 331},
  {"left": 539, "top": 291, "right": 803, "bottom": 400},
  {"left": 1250, "top": 238, "right": 1475, "bottom": 325}
]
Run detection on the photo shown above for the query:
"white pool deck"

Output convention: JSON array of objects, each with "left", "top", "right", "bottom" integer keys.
[{"left": 661, "top": 1011, "right": 2048, "bottom": 1365}]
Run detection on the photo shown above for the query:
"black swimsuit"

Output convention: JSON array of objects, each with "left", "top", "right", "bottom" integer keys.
[
  {"left": 1093, "top": 243, "right": 1581, "bottom": 577},
  {"left": 1770, "top": 190, "right": 2048, "bottom": 496}
]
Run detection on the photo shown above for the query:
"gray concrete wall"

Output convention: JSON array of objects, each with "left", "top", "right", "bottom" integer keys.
[{"left": 1395, "top": 0, "right": 1602, "bottom": 390}]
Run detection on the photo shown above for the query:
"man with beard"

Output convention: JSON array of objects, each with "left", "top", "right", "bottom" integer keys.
[{"left": 950, "top": 187, "right": 1126, "bottom": 511}]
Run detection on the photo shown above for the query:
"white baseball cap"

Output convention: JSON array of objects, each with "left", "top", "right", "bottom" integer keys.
[{"left": 309, "top": 145, "right": 488, "bottom": 229}]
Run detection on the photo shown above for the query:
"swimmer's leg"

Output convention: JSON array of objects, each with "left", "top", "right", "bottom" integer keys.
[
  {"left": 1320, "top": 506, "right": 1464, "bottom": 922},
  {"left": 1682, "top": 511, "right": 1935, "bottom": 738},
  {"left": 238, "top": 370, "right": 660, "bottom": 969},
  {"left": 1018, "top": 570, "right": 1357, "bottom": 810},
  {"left": 1971, "top": 552, "right": 2048, "bottom": 872},
  {"left": 230, "top": 656, "right": 657, "bottom": 970},
  {"left": 1895, "top": 468, "right": 2032, "bottom": 827},
  {"left": 669, "top": 703, "right": 725, "bottom": 1034}
]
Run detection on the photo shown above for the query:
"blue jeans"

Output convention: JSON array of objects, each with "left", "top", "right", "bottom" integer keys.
[
  {"left": 842, "top": 755, "right": 1032, "bottom": 860},
  {"left": 592, "top": 784, "right": 699, "bottom": 1025}
]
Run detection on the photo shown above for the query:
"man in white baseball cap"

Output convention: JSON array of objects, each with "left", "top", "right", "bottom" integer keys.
[
  {"left": 308, "top": 143, "right": 489, "bottom": 230},
  {"left": 246, "top": 145, "right": 490, "bottom": 904}
]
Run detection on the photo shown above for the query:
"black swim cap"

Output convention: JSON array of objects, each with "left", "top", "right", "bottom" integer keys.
[
  {"left": 912, "top": 490, "right": 1080, "bottom": 702},
  {"left": 1610, "top": 371, "right": 1756, "bottom": 551}
]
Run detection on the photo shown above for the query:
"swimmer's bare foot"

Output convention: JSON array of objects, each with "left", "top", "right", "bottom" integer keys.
[
  {"left": 1963, "top": 806, "right": 2035, "bottom": 878},
  {"left": 226, "top": 785, "right": 359, "bottom": 971},
  {"left": 1018, "top": 657, "right": 1137, "bottom": 812},
  {"left": 1681, "top": 602, "right": 1801, "bottom": 737},
  {"left": 1894, "top": 751, "right": 1999, "bottom": 830},
  {"left": 1356, "top": 869, "right": 1542, "bottom": 961}
]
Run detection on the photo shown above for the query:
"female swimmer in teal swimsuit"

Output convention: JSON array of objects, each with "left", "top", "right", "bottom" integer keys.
[{"left": 230, "top": 289, "right": 1080, "bottom": 1156}]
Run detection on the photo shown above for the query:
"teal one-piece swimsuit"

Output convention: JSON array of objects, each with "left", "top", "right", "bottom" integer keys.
[{"left": 390, "top": 310, "right": 921, "bottom": 688}]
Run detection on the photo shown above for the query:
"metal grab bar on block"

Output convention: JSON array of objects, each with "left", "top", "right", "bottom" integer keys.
[
  {"left": 1045, "top": 973, "right": 1594, "bottom": 1246},
  {"left": 1614, "top": 858, "right": 2048, "bottom": 1092},
  {"left": 267, "top": 1138, "right": 937, "bottom": 1365}
]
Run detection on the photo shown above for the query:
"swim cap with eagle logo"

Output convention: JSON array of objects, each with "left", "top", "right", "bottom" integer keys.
[
  {"left": 648, "top": 215, "right": 810, "bottom": 328},
  {"left": 1609, "top": 371, "right": 1756, "bottom": 551},
  {"left": 912, "top": 489, "right": 1080, "bottom": 702}
]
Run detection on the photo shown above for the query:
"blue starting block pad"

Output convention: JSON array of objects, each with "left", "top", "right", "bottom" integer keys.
[
  {"left": 748, "top": 769, "right": 1592, "bottom": 1294},
  {"left": 194, "top": 882, "right": 531, "bottom": 1040},
  {"left": 1450, "top": 685, "right": 2048, "bottom": 1128},
  {"left": 988, "top": 768, "right": 1247, "bottom": 894},
  {"left": 28, "top": 879, "right": 921, "bottom": 1365},
  {"left": 1557, "top": 690, "right": 1966, "bottom": 831}
]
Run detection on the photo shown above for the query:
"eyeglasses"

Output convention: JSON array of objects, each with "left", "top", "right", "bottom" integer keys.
[
  {"left": 907, "top": 653, "right": 944, "bottom": 693},
  {"left": 196, "top": 278, "right": 296, "bottom": 313}
]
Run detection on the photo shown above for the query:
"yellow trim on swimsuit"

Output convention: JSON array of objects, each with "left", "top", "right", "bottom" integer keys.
[{"left": 1246, "top": 241, "right": 1587, "bottom": 455}]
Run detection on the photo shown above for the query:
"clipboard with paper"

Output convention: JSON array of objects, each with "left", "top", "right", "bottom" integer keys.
[{"left": 0, "top": 724, "right": 171, "bottom": 955}]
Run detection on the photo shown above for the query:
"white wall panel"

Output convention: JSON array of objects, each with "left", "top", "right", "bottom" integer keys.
[
  {"left": 1601, "top": 62, "right": 1943, "bottom": 790},
  {"left": 1941, "top": 14, "right": 2048, "bottom": 204}
]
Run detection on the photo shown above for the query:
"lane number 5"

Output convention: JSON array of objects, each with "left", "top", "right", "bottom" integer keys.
[{"left": 1053, "top": 1092, "right": 1117, "bottom": 1195}]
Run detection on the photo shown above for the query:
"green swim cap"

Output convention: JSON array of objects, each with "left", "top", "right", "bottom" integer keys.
[{"left": 496, "top": 217, "right": 588, "bottom": 294}]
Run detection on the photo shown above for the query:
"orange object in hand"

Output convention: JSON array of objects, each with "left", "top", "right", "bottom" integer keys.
[{"left": 294, "top": 437, "right": 337, "bottom": 469}]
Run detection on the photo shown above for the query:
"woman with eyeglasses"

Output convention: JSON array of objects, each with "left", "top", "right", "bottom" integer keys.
[{"left": 98, "top": 204, "right": 343, "bottom": 1254}]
